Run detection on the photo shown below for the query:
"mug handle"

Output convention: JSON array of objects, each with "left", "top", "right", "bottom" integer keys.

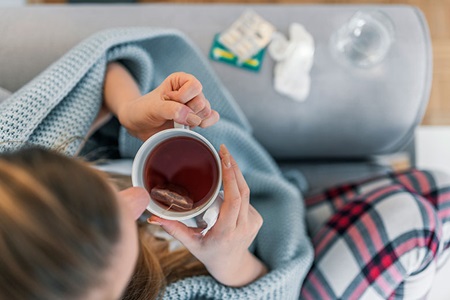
[{"left": 174, "top": 122, "right": 189, "bottom": 130}]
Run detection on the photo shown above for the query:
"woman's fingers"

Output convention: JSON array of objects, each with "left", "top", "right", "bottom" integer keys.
[
  {"left": 229, "top": 153, "right": 250, "bottom": 224},
  {"left": 185, "top": 93, "right": 211, "bottom": 118},
  {"left": 199, "top": 110, "right": 220, "bottom": 128},
  {"left": 162, "top": 73, "right": 219, "bottom": 128},
  {"left": 157, "top": 99, "right": 207, "bottom": 128},
  {"left": 182, "top": 94, "right": 218, "bottom": 128},
  {"left": 148, "top": 215, "right": 202, "bottom": 249},
  {"left": 118, "top": 187, "right": 150, "bottom": 220},
  {"left": 163, "top": 73, "right": 203, "bottom": 104},
  {"left": 216, "top": 144, "right": 241, "bottom": 229},
  {"left": 159, "top": 99, "right": 192, "bottom": 124},
  {"left": 248, "top": 205, "right": 264, "bottom": 235},
  {"left": 167, "top": 93, "right": 218, "bottom": 128}
]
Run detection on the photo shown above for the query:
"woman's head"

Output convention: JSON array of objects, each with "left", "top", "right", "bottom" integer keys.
[{"left": 0, "top": 147, "right": 146, "bottom": 299}]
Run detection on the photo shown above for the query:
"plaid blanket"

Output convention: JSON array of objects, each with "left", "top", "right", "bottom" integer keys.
[{"left": 302, "top": 169, "right": 450, "bottom": 299}]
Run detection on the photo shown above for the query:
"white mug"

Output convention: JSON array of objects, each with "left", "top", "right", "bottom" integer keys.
[{"left": 132, "top": 123, "right": 222, "bottom": 222}]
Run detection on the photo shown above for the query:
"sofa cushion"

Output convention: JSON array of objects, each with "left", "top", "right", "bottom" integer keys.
[
  {"left": 0, "top": 87, "right": 11, "bottom": 103},
  {"left": 0, "top": 4, "right": 431, "bottom": 160},
  {"left": 279, "top": 160, "right": 392, "bottom": 194}
]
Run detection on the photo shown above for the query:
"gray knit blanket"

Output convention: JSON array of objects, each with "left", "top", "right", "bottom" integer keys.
[{"left": 0, "top": 28, "right": 313, "bottom": 299}]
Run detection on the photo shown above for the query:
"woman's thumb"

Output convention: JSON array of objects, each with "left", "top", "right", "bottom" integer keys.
[{"left": 148, "top": 216, "right": 201, "bottom": 247}]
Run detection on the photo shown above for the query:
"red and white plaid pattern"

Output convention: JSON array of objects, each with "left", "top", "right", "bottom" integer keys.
[{"left": 301, "top": 169, "right": 450, "bottom": 300}]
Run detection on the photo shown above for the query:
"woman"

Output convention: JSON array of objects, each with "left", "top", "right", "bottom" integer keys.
[
  {"left": 0, "top": 62, "right": 267, "bottom": 299},
  {"left": 1, "top": 29, "right": 449, "bottom": 299},
  {"left": 0, "top": 144, "right": 266, "bottom": 300},
  {"left": 0, "top": 27, "right": 316, "bottom": 299}
]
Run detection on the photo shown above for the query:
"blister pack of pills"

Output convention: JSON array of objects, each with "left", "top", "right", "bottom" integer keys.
[{"left": 218, "top": 11, "right": 275, "bottom": 63}]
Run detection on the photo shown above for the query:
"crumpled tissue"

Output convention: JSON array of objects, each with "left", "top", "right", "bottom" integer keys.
[{"left": 268, "top": 23, "right": 315, "bottom": 102}]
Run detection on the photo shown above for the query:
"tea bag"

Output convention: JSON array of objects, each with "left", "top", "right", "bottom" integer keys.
[{"left": 151, "top": 183, "right": 194, "bottom": 211}]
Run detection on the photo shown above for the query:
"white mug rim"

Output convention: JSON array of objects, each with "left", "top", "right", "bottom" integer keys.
[{"left": 131, "top": 128, "right": 222, "bottom": 221}]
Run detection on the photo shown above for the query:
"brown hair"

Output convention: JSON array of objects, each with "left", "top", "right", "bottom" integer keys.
[
  {"left": 110, "top": 186, "right": 209, "bottom": 300},
  {"left": 122, "top": 225, "right": 209, "bottom": 300},
  {"left": 93, "top": 175, "right": 210, "bottom": 300},
  {"left": 0, "top": 147, "right": 207, "bottom": 300},
  {"left": 0, "top": 147, "right": 121, "bottom": 300}
]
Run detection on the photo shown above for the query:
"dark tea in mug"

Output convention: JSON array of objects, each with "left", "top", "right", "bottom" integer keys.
[{"left": 144, "top": 136, "right": 220, "bottom": 211}]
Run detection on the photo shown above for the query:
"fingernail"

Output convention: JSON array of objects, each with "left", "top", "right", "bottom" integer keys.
[
  {"left": 147, "top": 218, "right": 161, "bottom": 226},
  {"left": 187, "top": 113, "right": 202, "bottom": 126},
  {"left": 220, "top": 145, "right": 231, "bottom": 168}
]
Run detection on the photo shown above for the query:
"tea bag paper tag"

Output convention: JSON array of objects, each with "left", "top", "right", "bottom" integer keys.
[{"left": 197, "top": 191, "right": 224, "bottom": 236}]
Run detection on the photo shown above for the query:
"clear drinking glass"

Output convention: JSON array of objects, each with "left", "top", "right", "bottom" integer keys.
[{"left": 330, "top": 10, "right": 395, "bottom": 68}]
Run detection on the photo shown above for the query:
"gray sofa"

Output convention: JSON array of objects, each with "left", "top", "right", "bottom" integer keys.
[{"left": 0, "top": 3, "right": 448, "bottom": 299}]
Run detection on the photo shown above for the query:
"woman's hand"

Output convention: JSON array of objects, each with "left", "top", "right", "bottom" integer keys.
[
  {"left": 103, "top": 63, "right": 219, "bottom": 141},
  {"left": 148, "top": 145, "right": 268, "bottom": 287}
]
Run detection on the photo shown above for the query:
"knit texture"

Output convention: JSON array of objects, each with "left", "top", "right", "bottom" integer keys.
[{"left": 0, "top": 28, "right": 313, "bottom": 299}]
